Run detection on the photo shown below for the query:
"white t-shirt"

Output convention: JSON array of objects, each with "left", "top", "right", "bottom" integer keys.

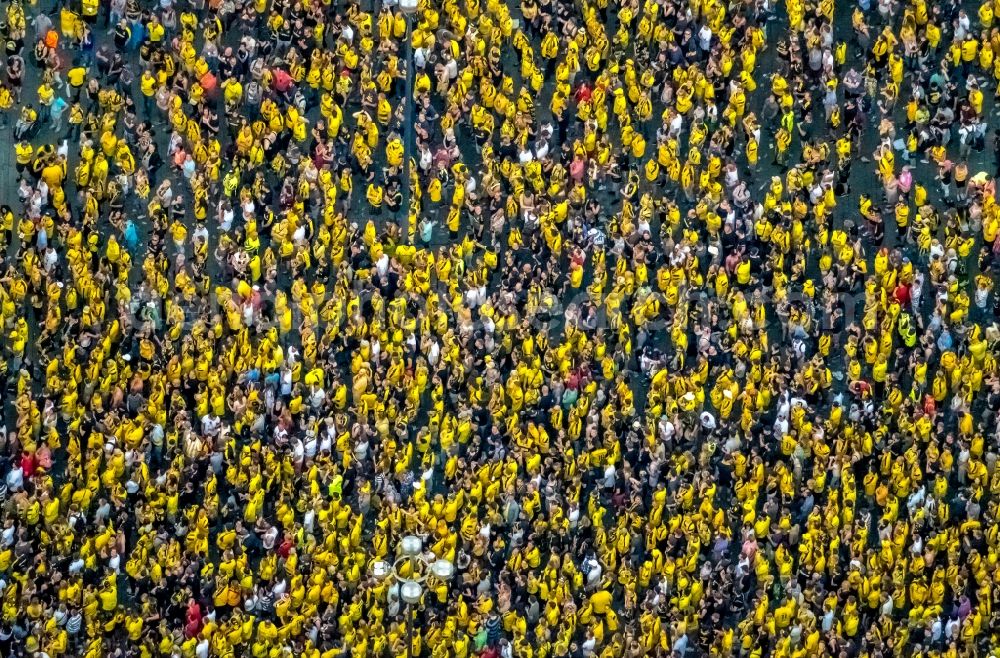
[{"left": 5, "top": 467, "right": 23, "bottom": 493}]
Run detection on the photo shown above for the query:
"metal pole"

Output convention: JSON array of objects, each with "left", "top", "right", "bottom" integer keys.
[
  {"left": 406, "top": 553, "right": 416, "bottom": 658},
  {"left": 400, "top": 13, "right": 415, "bottom": 243},
  {"left": 406, "top": 601, "right": 415, "bottom": 658}
]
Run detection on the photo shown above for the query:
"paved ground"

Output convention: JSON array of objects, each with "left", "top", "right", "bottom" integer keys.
[{"left": 1, "top": 0, "right": 994, "bottom": 414}]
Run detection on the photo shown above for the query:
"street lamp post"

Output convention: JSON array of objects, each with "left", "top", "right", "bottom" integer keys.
[
  {"left": 371, "top": 535, "right": 454, "bottom": 658},
  {"left": 399, "top": 0, "right": 419, "bottom": 243}
]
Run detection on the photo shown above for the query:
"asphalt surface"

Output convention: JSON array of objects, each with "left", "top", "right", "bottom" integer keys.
[
  {"left": 0, "top": 0, "right": 996, "bottom": 651},
  {"left": 0, "top": 0, "right": 991, "bottom": 447},
  {"left": 5, "top": 0, "right": 992, "bottom": 254}
]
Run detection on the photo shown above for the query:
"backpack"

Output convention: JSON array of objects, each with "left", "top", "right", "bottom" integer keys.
[
  {"left": 245, "top": 81, "right": 261, "bottom": 105},
  {"left": 118, "top": 63, "right": 133, "bottom": 86}
]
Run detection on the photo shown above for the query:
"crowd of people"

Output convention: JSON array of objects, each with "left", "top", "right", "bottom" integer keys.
[{"left": 2, "top": 0, "right": 1000, "bottom": 655}]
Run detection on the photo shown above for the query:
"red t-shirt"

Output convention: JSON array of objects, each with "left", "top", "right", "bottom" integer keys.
[
  {"left": 185, "top": 603, "right": 202, "bottom": 638},
  {"left": 20, "top": 454, "right": 35, "bottom": 478},
  {"left": 894, "top": 284, "right": 911, "bottom": 307},
  {"left": 272, "top": 69, "right": 292, "bottom": 92}
]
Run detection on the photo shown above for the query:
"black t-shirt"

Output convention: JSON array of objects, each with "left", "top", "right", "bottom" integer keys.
[
  {"left": 351, "top": 251, "right": 371, "bottom": 270},
  {"left": 378, "top": 272, "right": 399, "bottom": 299},
  {"left": 114, "top": 25, "right": 130, "bottom": 49},
  {"left": 219, "top": 59, "right": 235, "bottom": 81}
]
